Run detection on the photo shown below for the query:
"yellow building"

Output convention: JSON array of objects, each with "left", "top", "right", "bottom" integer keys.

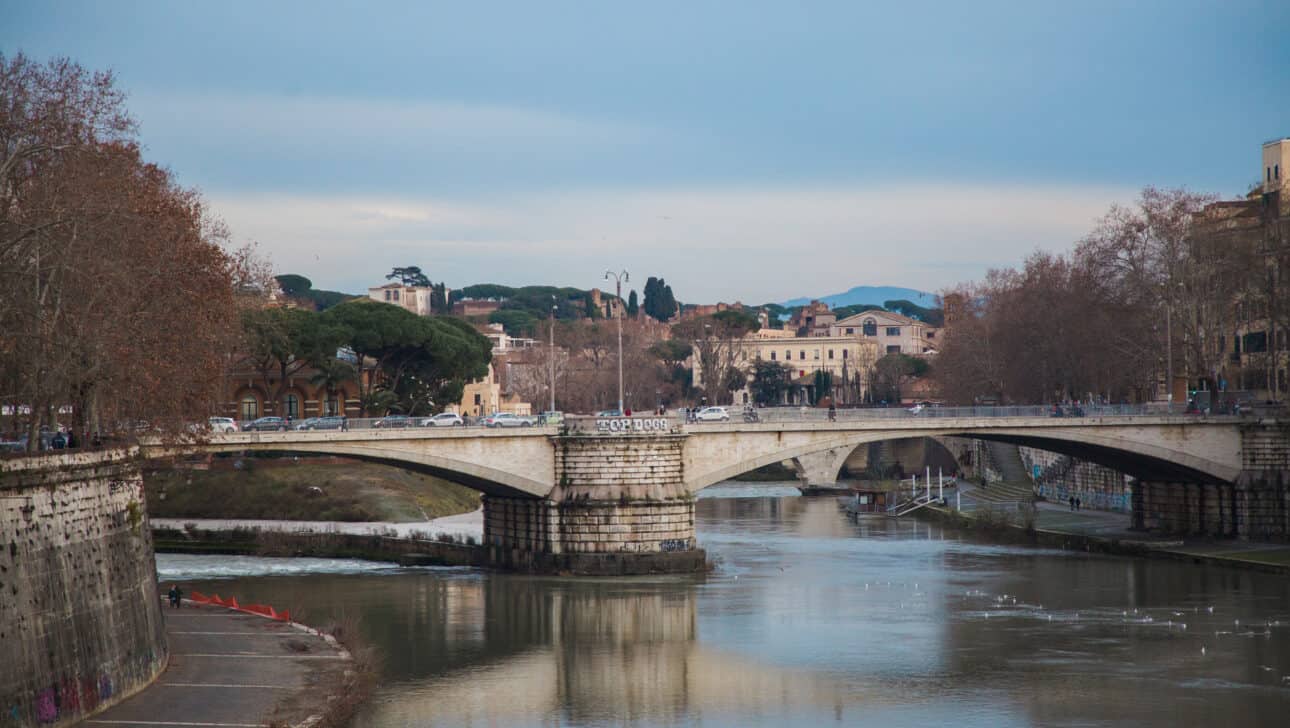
[{"left": 693, "top": 333, "right": 880, "bottom": 406}]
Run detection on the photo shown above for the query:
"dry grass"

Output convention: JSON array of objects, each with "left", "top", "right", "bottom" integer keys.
[{"left": 145, "top": 459, "right": 480, "bottom": 522}]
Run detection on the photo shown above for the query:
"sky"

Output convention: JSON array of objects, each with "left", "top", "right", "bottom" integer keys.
[{"left": 4, "top": 1, "right": 1288, "bottom": 303}]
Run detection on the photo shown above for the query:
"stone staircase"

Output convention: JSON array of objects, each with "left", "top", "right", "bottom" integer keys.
[{"left": 976, "top": 442, "right": 1035, "bottom": 503}]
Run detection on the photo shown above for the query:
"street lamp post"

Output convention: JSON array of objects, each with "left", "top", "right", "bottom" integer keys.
[
  {"left": 549, "top": 297, "right": 557, "bottom": 413},
  {"left": 605, "top": 269, "right": 629, "bottom": 414}
]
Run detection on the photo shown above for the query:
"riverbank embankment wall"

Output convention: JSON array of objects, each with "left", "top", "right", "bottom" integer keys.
[{"left": 1, "top": 450, "right": 167, "bottom": 727}]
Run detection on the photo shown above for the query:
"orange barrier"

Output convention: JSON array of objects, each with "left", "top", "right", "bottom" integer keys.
[{"left": 185, "top": 590, "right": 290, "bottom": 622}]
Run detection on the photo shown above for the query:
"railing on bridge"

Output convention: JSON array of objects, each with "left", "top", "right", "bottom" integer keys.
[{"left": 678, "top": 402, "right": 1220, "bottom": 425}]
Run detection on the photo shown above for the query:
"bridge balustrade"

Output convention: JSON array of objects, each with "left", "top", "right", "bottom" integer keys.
[{"left": 680, "top": 403, "right": 1206, "bottom": 424}]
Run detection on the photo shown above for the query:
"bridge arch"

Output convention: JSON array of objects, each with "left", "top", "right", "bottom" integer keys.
[
  {"left": 681, "top": 421, "right": 1242, "bottom": 493},
  {"left": 159, "top": 431, "right": 556, "bottom": 499}
]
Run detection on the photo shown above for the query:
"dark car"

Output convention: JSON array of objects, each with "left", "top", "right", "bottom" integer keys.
[
  {"left": 310, "top": 416, "right": 347, "bottom": 430},
  {"left": 244, "top": 416, "right": 288, "bottom": 432}
]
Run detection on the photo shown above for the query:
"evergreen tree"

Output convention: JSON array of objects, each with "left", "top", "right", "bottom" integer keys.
[
  {"left": 627, "top": 289, "right": 639, "bottom": 316},
  {"left": 643, "top": 277, "right": 678, "bottom": 323}
]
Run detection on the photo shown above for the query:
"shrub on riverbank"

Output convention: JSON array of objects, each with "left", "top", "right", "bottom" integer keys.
[{"left": 145, "top": 459, "right": 480, "bottom": 521}]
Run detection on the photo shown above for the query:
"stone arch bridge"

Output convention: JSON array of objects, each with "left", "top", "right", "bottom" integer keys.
[{"left": 154, "top": 414, "right": 1286, "bottom": 572}]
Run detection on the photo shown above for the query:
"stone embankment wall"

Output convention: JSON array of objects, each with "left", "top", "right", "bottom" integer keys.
[
  {"left": 482, "top": 432, "right": 705, "bottom": 574},
  {"left": 1020, "top": 447, "right": 1132, "bottom": 513},
  {"left": 0, "top": 450, "right": 167, "bottom": 727}
]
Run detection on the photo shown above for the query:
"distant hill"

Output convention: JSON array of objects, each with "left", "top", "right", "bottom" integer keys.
[{"left": 782, "top": 286, "right": 937, "bottom": 310}]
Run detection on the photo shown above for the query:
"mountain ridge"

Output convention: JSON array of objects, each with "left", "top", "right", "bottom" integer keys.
[{"left": 781, "top": 285, "right": 938, "bottom": 310}]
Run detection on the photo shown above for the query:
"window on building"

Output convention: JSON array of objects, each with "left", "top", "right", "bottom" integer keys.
[
  {"left": 392, "top": 290, "right": 400, "bottom": 301},
  {"left": 325, "top": 397, "right": 339, "bottom": 416},
  {"left": 1244, "top": 331, "right": 1268, "bottom": 353},
  {"left": 284, "top": 393, "right": 300, "bottom": 419},
  {"left": 886, "top": 327, "right": 901, "bottom": 336},
  {"left": 842, "top": 350, "right": 848, "bottom": 359},
  {"left": 239, "top": 395, "right": 258, "bottom": 421},
  {"left": 828, "top": 349, "right": 834, "bottom": 359},
  {"left": 800, "top": 350, "right": 806, "bottom": 360},
  {"left": 384, "top": 290, "right": 392, "bottom": 301},
  {"left": 474, "top": 393, "right": 482, "bottom": 405},
  {"left": 845, "top": 327, "right": 854, "bottom": 334},
  {"left": 886, "top": 345, "right": 901, "bottom": 354},
  {"left": 862, "top": 319, "right": 877, "bottom": 336},
  {"left": 926, "top": 331, "right": 936, "bottom": 339},
  {"left": 770, "top": 351, "right": 776, "bottom": 360},
  {"left": 813, "top": 350, "right": 819, "bottom": 359},
  {"left": 785, "top": 350, "right": 791, "bottom": 360}
]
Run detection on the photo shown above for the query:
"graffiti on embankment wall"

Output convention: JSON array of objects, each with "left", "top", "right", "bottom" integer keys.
[{"left": 1, "top": 450, "right": 168, "bottom": 726}]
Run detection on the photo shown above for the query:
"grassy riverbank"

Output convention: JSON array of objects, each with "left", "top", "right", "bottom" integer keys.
[{"left": 145, "top": 459, "right": 480, "bottom": 522}]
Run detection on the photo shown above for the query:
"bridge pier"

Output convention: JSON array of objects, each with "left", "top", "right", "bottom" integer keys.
[
  {"left": 1133, "top": 421, "right": 1290, "bottom": 541},
  {"left": 482, "top": 432, "right": 707, "bottom": 575},
  {"left": 791, "top": 447, "right": 853, "bottom": 490}
]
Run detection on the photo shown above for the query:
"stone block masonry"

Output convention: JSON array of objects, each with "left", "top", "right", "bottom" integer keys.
[
  {"left": 1134, "top": 421, "right": 1290, "bottom": 541},
  {"left": 1, "top": 450, "right": 167, "bottom": 727},
  {"left": 481, "top": 432, "right": 705, "bottom": 574}
]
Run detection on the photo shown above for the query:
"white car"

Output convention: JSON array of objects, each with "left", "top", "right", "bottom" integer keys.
[
  {"left": 421, "top": 413, "right": 464, "bottom": 427},
  {"left": 483, "top": 412, "right": 536, "bottom": 428},
  {"left": 207, "top": 416, "right": 238, "bottom": 433},
  {"left": 693, "top": 406, "right": 730, "bottom": 422}
]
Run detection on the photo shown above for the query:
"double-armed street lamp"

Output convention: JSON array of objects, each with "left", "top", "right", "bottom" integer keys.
[{"left": 605, "top": 269, "right": 629, "bottom": 414}]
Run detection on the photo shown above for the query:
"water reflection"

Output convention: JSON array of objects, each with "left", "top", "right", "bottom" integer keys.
[{"left": 161, "top": 484, "right": 1290, "bottom": 727}]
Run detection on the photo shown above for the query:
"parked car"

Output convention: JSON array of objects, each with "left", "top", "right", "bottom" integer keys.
[
  {"left": 537, "top": 411, "right": 564, "bottom": 426},
  {"left": 693, "top": 406, "right": 730, "bottom": 422},
  {"left": 309, "top": 416, "right": 347, "bottom": 430},
  {"left": 373, "top": 415, "right": 413, "bottom": 428},
  {"left": 243, "top": 416, "right": 288, "bottom": 432},
  {"left": 421, "top": 413, "right": 464, "bottom": 427},
  {"left": 293, "top": 417, "right": 320, "bottom": 430},
  {"left": 595, "top": 409, "right": 624, "bottom": 418},
  {"left": 482, "top": 412, "right": 536, "bottom": 428},
  {"left": 207, "top": 416, "right": 238, "bottom": 433}
]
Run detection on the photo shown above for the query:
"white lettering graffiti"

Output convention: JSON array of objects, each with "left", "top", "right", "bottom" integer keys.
[{"left": 594, "top": 418, "right": 671, "bottom": 433}]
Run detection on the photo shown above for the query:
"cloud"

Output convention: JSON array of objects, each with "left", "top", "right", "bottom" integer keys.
[
  {"left": 129, "top": 91, "right": 658, "bottom": 194},
  {"left": 209, "top": 182, "right": 1131, "bottom": 303}
]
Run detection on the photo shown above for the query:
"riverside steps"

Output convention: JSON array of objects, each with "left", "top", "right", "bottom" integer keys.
[{"left": 484, "top": 420, "right": 706, "bottom": 575}]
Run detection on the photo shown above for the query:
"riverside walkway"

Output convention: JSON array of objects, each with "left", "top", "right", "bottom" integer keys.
[
  {"left": 949, "top": 483, "right": 1290, "bottom": 571},
  {"left": 85, "top": 601, "right": 350, "bottom": 727}
]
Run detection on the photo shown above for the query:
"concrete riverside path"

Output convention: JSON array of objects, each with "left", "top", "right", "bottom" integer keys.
[
  {"left": 84, "top": 600, "right": 351, "bottom": 727},
  {"left": 949, "top": 483, "right": 1290, "bottom": 571}
]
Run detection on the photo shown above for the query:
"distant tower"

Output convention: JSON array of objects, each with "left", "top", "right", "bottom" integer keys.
[{"left": 1263, "top": 138, "right": 1289, "bottom": 194}]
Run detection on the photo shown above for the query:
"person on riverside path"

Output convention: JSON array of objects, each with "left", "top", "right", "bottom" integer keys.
[
  {"left": 828, "top": 402, "right": 837, "bottom": 422},
  {"left": 167, "top": 584, "right": 183, "bottom": 608}
]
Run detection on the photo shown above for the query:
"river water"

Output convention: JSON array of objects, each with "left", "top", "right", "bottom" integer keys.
[{"left": 157, "top": 483, "right": 1290, "bottom": 727}]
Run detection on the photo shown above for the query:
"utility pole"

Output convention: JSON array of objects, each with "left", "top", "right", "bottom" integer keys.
[
  {"left": 549, "top": 296, "right": 557, "bottom": 413},
  {"left": 605, "top": 269, "right": 629, "bottom": 414}
]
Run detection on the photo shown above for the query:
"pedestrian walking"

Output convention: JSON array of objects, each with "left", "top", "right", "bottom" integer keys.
[
  {"left": 1069, "top": 496, "right": 1076, "bottom": 512},
  {"left": 341, "top": 415, "right": 349, "bottom": 432},
  {"left": 1075, "top": 496, "right": 1082, "bottom": 511},
  {"left": 828, "top": 402, "right": 837, "bottom": 422},
  {"left": 167, "top": 584, "right": 183, "bottom": 608}
]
